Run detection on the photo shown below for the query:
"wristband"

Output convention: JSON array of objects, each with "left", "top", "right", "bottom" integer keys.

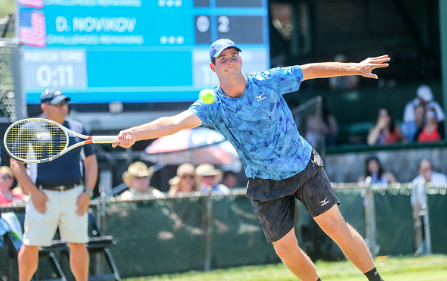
[{"left": 84, "top": 189, "right": 93, "bottom": 196}]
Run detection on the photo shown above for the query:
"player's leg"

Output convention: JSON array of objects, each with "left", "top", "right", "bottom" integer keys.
[
  {"left": 67, "top": 242, "right": 89, "bottom": 281},
  {"left": 251, "top": 195, "right": 322, "bottom": 281},
  {"left": 18, "top": 245, "right": 39, "bottom": 281},
  {"left": 272, "top": 227, "right": 320, "bottom": 281},
  {"left": 313, "top": 205, "right": 374, "bottom": 272},
  {"left": 59, "top": 186, "right": 89, "bottom": 281},
  {"left": 297, "top": 168, "right": 383, "bottom": 280}
]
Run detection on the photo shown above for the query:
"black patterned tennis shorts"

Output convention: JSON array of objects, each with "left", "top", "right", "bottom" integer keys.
[{"left": 249, "top": 153, "right": 340, "bottom": 243}]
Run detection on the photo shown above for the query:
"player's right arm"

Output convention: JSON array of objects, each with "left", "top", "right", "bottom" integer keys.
[
  {"left": 113, "top": 110, "right": 203, "bottom": 148},
  {"left": 10, "top": 158, "right": 48, "bottom": 213},
  {"left": 301, "top": 55, "right": 390, "bottom": 81}
]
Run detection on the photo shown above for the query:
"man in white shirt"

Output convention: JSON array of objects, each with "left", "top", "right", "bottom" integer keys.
[
  {"left": 403, "top": 85, "right": 445, "bottom": 123},
  {"left": 411, "top": 158, "right": 447, "bottom": 255},
  {"left": 411, "top": 158, "right": 447, "bottom": 208}
]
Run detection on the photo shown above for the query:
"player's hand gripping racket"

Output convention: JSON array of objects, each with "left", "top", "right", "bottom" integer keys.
[{"left": 4, "top": 118, "right": 118, "bottom": 163}]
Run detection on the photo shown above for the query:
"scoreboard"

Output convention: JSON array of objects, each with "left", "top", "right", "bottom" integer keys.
[{"left": 18, "top": 0, "right": 269, "bottom": 104}]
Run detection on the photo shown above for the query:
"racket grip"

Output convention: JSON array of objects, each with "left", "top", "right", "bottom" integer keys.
[{"left": 91, "top": 136, "right": 119, "bottom": 143}]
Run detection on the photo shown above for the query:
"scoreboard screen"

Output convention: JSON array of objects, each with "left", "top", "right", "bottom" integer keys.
[{"left": 18, "top": 0, "right": 269, "bottom": 104}]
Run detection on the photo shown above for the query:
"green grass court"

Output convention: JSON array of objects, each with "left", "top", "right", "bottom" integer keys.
[{"left": 125, "top": 255, "right": 447, "bottom": 281}]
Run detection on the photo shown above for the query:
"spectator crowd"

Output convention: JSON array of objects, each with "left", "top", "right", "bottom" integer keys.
[
  {"left": 113, "top": 162, "right": 240, "bottom": 200},
  {"left": 300, "top": 83, "right": 445, "bottom": 147},
  {"left": 366, "top": 84, "right": 445, "bottom": 146}
]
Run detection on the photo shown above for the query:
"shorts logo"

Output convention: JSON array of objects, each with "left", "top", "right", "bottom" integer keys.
[
  {"left": 320, "top": 197, "right": 329, "bottom": 207},
  {"left": 257, "top": 94, "right": 266, "bottom": 102}
]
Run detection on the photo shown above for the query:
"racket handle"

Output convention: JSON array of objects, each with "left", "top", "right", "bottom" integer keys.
[{"left": 91, "top": 136, "right": 119, "bottom": 143}]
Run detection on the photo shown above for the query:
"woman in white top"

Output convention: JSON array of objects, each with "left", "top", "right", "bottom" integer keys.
[{"left": 358, "top": 156, "right": 396, "bottom": 184}]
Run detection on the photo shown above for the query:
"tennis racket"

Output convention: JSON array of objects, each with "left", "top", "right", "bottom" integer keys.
[{"left": 4, "top": 118, "right": 118, "bottom": 163}]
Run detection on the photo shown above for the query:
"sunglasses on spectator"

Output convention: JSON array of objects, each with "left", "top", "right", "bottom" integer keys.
[
  {"left": 0, "top": 174, "right": 12, "bottom": 180},
  {"left": 203, "top": 175, "right": 215, "bottom": 179},
  {"left": 181, "top": 175, "right": 195, "bottom": 179},
  {"left": 134, "top": 176, "right": 149, "bottom": 180},
  {"left": 426, "top": 111, "right": 437, "bottom": 119},
  {"left": 50, "top": 100, "right": 68, "bottom": 107}
]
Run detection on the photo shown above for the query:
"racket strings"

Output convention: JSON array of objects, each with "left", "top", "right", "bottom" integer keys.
[{"left": 6, "top": 120, "right": 68, "bottom": 161}]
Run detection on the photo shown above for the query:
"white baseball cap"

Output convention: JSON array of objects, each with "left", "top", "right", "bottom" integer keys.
[{"left": 417, "top": 85, "right": 433, "bottom": 102}]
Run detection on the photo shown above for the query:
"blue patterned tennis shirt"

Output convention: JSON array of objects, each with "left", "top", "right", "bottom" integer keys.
[{"left": 189, "top": 65, "right": 312, "bottom": 181}]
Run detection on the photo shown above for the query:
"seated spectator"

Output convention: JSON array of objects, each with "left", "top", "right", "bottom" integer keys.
[
  {"left": 403, "top": 85, "right": 445, "bottom": 123},
  {"left": 305, "top": 97, "right": 338, "bottom": 147},
  {"left": 411, "top": 159, "right": 447, "bottom": 255},
  {"left": 367, "top": 107, "right": 404, "bottom": 145},
  {"left": 400, "top": 104, "right": 425, "bottom": 143},
  {"left": 168, "top": 163, "right": 199, "bottom": 196},
  {"left": 222, "top": 171, "right": 238, "bottom": 189},
  {"left": 358, "top": 156, "right": 396, "bottom": 184},
  {"left": 411, "top": 158, "right": 447, "bottom": 207},
  {"left": 329, "top": 54, "right": 360, "bottom": 91},
  {"left": 0, "top": 166, "right": 26, "bottom": 206},
  {"left": 414, "top": 107, "right": 444, "bottom": 143},
  {"left": 195, "top": 164, "right": 230, "bottom": 195},
  {"left": 119, "top": 161, "right": 164, "bottom": 200}
]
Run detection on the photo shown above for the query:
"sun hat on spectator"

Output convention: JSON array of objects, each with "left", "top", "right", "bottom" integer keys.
[
  {"left": 195, "top": 164, "right": 223, "bottom": 185},
  {"left": 169, "top": 163, "right": 196, "bottom": 186},
  {"left": 122, "top": 162, "right": 154, "bottom": 187}
]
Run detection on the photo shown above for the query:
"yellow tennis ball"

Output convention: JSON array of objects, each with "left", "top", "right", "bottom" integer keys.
[{"left": 199, "top": 89, "right": 216, "bottom": 104}]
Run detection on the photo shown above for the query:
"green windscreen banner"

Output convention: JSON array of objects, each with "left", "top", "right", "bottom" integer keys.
[
  {"left": 374, "top": 189, "right": 415, "bottom": 256},
  {"left": 427, "top": 188, "right": 447, "bottom": 254}
]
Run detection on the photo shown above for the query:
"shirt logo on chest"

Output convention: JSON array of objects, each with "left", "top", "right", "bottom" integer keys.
[{"left": 256, "top": 94, "right": 266, "bottom": 102}]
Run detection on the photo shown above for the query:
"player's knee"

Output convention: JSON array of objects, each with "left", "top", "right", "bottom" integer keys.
[
  {"left": 273, "top": 240, "right": 298, "bottom": 259},
  {"left": 320, "top": 218, "right": 346, "bottom": 238},
  {"left": 274, "top": 245, "right": 291, "bottom": 259}
]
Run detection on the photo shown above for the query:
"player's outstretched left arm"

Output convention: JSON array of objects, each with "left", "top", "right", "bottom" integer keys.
[
  {"left": 301, "top": 55, "right": 390, "bottom": 81},
  {"left": 112, "top": 110, "right": 203, "bottom": 148}
]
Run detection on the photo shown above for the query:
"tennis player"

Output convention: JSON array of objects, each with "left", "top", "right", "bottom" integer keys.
[{"left": 113, "top": 39, "right": 389, "bottom": 281}]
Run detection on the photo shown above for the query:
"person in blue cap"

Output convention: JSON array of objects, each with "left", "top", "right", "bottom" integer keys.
[
  {"left": 10, "top": 89, "right": 98, "bottom": 281},
  {"left": 113, "top": 39, "right": 389, "bottom": 281}
]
